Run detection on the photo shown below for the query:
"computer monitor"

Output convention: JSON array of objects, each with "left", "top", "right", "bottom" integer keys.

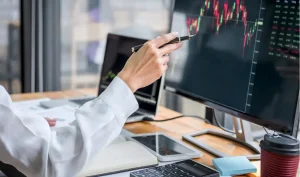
[
  {"left": 165, "top": 0, "right": 299, "bottom": 158},
  {"left": 98, "top": 33, "right": 162, "bottom": 114}
]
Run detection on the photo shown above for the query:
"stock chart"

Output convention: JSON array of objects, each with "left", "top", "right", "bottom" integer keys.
[
  {"left": 185, "top": 0, "right": 260, "bottom": 57},
  {"left": 166, "top": 0, "right": 299, "bottom": 131}
]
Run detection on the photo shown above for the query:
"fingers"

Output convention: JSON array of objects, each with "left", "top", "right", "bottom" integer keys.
[
  {"left": 159, "top": 42, "right": 183, "bottom": 56},
  {"left": 45, "top": 118, "right": 57, "bottom": 127},
  {"left": 159, "top": 56, "right": 169, "bottom": 74},
  {"left": 48, "top": 121, "right": 56, "bottom": 127},
  {"left": 159, "top": 55, "right": 170, "bottom": 65},
  {"left": 151, "top": 32, "right": 178, "bottom": 47},
  {"left": 162, "top": 63, "right": 168, "bottom": 72},
  {"left": 142, "top": 32, "right": 182, "bottom": 58}
]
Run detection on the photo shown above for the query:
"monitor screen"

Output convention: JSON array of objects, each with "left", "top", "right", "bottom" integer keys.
[
  {"left": 99, "top": 34, "right": 161, "bottom": 112},
  {"left": 165, "top": 0, "right": 299, "bottom": 134}
]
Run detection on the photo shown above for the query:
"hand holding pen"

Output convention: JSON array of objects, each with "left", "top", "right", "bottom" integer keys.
[
  {"left": 132, "top": 34, "right": 195, "bottom": 53},
  {"left": 119, "top": 32, "right": 183, "bottom": 92}
]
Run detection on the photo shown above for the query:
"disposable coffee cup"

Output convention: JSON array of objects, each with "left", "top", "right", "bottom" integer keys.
[{"left": 260, "top": 133, "right": 300, "bottom": 177}]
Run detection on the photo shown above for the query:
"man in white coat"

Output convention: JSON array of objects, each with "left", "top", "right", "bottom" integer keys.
[{"left": 0, "top": 32, "right": 182, "bottom": 177}]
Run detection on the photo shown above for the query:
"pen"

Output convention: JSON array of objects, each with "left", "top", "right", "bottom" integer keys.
[{"left": 131, "top": 34, "right": 196, "bottom": 53}]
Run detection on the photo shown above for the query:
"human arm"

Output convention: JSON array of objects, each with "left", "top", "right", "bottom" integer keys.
[
  {"left": 0, "top": 32, "right": 182, "bottom": 177},
  {"left": 0, "top": 77, "right": 138, "bottom": 177}
]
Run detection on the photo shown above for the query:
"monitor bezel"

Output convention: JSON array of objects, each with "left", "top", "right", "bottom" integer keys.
[{"left": 164, "top": 85, "right": 299, "bottom": 137}]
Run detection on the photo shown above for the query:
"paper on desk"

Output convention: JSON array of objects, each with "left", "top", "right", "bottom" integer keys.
[
  {"left": 12, "top": 98, "right": 50, "bottom": 113},
  {"left": 37, "top": 105, "right": 77, "bottom": 127}
]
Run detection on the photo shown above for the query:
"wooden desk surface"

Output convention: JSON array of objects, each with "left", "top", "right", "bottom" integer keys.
[{"left": 11, "top": 89, "right": 261, "bottom": 177}]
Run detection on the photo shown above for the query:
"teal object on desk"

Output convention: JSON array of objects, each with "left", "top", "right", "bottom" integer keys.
[{"left": 212, "top": 156, "right": 257, "bottom": 176}]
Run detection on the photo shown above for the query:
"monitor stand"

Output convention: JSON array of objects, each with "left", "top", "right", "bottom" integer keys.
[{"left": 182, "top": 117, "right": 261, "bottom": 160}]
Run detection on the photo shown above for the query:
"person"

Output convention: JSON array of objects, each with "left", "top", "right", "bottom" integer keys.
[{"left": 0, "top": 32, "right": 182, "bottom": 177}]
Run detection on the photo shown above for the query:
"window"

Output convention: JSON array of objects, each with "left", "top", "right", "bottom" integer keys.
[
  {"left": 0, "top": 0, "right": 20, "bottom": 93},
  {"left": 60, "top": 0, "right": 173, "bottom": 89}
]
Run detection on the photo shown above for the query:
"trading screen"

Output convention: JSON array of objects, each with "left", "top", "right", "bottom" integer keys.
[{"left": 165, "top": 0, "right": 299, "bottom": 132}]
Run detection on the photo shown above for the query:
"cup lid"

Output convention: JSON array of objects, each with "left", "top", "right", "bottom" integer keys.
[{"left": 260, "top": 133, "right": 300, "bottom": 156}]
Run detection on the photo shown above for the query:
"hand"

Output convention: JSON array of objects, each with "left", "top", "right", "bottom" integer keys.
[
  {"left": 118, "top": 32, "right": 183, "bottom": 92},
  {"left": 45, "top": 118, "right": 57, "bottom": 127}
]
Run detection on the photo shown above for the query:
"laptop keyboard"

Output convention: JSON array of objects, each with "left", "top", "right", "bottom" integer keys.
[{"left": 130, "top": 160, "right": 219, "bottom": 177}]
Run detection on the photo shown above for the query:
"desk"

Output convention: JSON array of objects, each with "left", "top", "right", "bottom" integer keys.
[{"left": 11, "top": 89, "right": 261, "bottom": 177}]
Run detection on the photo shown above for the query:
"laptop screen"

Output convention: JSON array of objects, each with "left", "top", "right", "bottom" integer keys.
[{"left": 98, "top": 33, "right": 162, "bottom": 114}]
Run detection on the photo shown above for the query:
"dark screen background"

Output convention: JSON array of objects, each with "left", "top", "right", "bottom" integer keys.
[{"left": 165, "top": 0, "right": 299, "bottom": 133}]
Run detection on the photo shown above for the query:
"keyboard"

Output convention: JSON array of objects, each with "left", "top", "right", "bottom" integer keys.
[
  {"left": 130, "top": 160, "right": 219, "bottom": 177},
  {"left": 70, "top": 97, "right": 95, "bottom": 105}
]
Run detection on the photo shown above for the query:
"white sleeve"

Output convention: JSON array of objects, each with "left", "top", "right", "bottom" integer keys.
[{"left": 0, "top": 77, "right": 139, "bottom": 177}]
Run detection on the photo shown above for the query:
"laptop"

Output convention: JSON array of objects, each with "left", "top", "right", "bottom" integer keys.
[{"left": 40, "top": 33, "right": 163, "bottom": 123}]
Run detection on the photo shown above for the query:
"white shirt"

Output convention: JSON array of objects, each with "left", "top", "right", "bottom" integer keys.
[{"left": 0, "top": 77, "right": 139, "bottom": 177}]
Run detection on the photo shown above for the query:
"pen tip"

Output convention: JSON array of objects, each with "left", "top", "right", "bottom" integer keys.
[{"left": 189, "top": 34, "right": 196, "bottom": 38}]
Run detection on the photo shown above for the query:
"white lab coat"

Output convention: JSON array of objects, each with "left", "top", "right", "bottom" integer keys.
[{"left": 0, "top": 77, "right": 138, "bottom": 177}]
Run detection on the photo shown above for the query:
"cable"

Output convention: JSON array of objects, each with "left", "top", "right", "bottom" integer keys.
[
  {"left": 212, "top": 110, "right": 235, "bottom": 134},
  {"left": 142, "top": 110, "right": 234, "bottom": 134},
  {"left": 263, "top": 127, "right": 269, "bottom": 134},
  {"left": 143, "top": 115, "right": 212, "bottom": 124}
]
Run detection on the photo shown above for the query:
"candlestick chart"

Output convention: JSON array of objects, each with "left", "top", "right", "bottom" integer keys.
[
  {"left": 166, "top": 0, "right": 299, "bottom": 115},
  {"left": 185, "top": 0, "right": 259, "bottom": 57}
]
